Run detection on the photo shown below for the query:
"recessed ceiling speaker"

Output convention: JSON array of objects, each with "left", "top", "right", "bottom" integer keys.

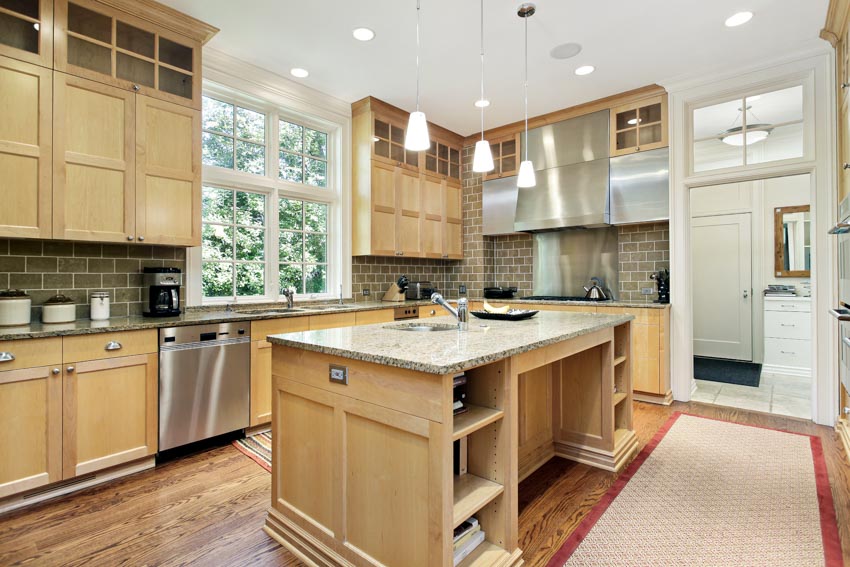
[{"left": 550, "top": 42, "right": 582, "bottom": 60}]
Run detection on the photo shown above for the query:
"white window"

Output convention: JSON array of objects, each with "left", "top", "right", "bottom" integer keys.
[
  {"left": 194, "top": 85, "right": 346, "bottom": 305},
  {"left": 692, "top": 85, "right": 805, "bottom": 173}
]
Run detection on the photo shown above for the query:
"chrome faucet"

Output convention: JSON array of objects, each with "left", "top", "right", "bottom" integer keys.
[
  {"left": 339, "top": 284, "right": 343, "bottom": 305},
  {"left": 282, "top": 287, "right": 295, "bottom": 309},
  {"left": 431, "top": 293, "right": 468, "bottom": 331}
]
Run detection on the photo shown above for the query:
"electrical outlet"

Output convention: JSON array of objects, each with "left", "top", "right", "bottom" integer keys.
[
  {"left": 362, "top": 288, "right": 370, "bottom": 296},
  {"left": 329, "top": 364, "right": 348, "bottom": 385},
  {"left": 641, "top": 287, "right": 654, "bottom": 295},
  {"left": 459, "top": 284, "right": 467, "bottom": 295}
]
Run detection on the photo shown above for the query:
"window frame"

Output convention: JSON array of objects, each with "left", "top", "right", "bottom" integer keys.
[
  {"left": 201, "top": 96, "right": 269, "bottom": 176},
  {"left": 190, "top": 81, "right": 347, "bottom": 306}
]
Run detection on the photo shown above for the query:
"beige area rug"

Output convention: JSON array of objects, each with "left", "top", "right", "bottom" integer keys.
[{"left": 548, "top": 412, "right": 842, "bottom": 567}]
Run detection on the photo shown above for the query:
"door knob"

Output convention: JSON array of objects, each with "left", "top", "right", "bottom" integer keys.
[
  {"left": 743, "top": 290, "right": 749, "bottom": 298},
  {"left": 842, "top": 83, "right": 849, "bottom": 89},
  {"left": 844, "top": 163, "right": 850, "bottom": 170}
]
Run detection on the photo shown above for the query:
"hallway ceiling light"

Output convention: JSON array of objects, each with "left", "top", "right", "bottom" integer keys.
[
  {"left": 290, "top": 68, "right": 309, "bottom": 78},
  {"left": 404, "top": 0, "right": 431, "bottom": 151},
  {"left": 725, "top": 11, "right": 753, "bottom": 27},
  {"left": 517, "top": 3, "right": 536, "bottom": 188},
  {"left": 472, "top": 0, "right": 494, "bottom": 173},
  {"left": 352, "top": 27, "right": 375, "bottom": 41},
  {"left": 720, "top": 104, "right": 772, "bottom": 146},
  {"left": 574, "top": 65, "right": 595, "bottom": 76}
]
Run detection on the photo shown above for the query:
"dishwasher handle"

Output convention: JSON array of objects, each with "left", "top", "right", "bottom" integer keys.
[{"left": 159, "top": 336, "right": 252, "bottom": 351}]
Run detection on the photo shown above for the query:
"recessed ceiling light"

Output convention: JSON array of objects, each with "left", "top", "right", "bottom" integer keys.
[
  {"left": 352, "top": 27, "right": 375, "bottom": 41},
  {"left": 474, "top": 99, "right": 490, "bottom": 108},
  {"left": 725, "top": 11, "right": 753, "bottom": 27},
  {"left": 574, "top": 65, "right": 595, "bottom": 76},
  {"left": 550, "top": 42, "right": 582, "bottom": 60},
  {"left": 290, "top": 68, "right": 309, "bottom": 78}
]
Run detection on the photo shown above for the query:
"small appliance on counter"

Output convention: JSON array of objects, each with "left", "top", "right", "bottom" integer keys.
[
  {"left": 764, "top": 284, "right": 796, "bottom": 297},
  {"left": 0, "top": 289, "right": 31, "bottom": 326},
  {"left": 483, "top": 286, "right": 517, "bottom": 300},
  {"left": 651, "top": 269, "right": 670, "bottom": 304},
  {"left": 42, "top": 294, "right": 76, "bottom": 324},
  {"left": 90, "top": 291, "right": 110, "bottom": 320},
  {"left": 382, "top": 275, "right": 409, "bottom": 302},
  {"left": 583, "top": 278, "right": 610, "bottom": 300},
  {"left": 405, "top": 281, "right": 436, "bottom": 300},
  {"left": 143, "top": 267, "right": 182, "bottom": 317}
]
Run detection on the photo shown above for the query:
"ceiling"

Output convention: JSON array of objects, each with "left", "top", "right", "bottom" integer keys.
[{"left": 160, "top": 0, "right": 829, "bottom": 137}]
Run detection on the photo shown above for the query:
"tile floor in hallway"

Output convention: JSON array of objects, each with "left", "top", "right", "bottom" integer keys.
[{"left": 692, "top": 373, "right": 811, "bottom": 419}]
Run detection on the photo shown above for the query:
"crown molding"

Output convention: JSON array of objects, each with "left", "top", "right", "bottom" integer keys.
[{"left": 96, "top": 0, "right": 218, "bottom": 44}]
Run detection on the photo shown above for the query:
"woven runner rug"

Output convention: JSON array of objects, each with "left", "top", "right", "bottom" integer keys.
[
  {"left": 547, "top": 412, "right": 842, "bottom": 567},
  {"left": 232, "top": 431, "right": 271, "bottom": 472}
]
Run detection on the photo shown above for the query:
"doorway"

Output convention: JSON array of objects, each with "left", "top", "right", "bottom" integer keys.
[{"left": 689, "top": 174, "right": 812, "bottom": 419}]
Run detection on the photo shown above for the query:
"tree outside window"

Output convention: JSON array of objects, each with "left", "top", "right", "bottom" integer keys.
[
  {"left": 201, "top": 186, "right": 266, "bottom": 298},
  {"left": 279, "top": 120, "right": 328, "bottom": 188},
  {"left": 279, "top": 198, "right": 328, "bottom": 294},
  {"left": 202, "top": 96, "right": 266, "bottom": 175}
]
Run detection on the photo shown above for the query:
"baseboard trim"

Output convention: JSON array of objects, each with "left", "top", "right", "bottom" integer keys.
[
  {"left": 762, "top": 364, "right": 811, "bottom": 378},
  {"left": 633, "top": 390, "right": 674, "bottom": 405},
  {"left": 553, "top": 431, "right": 639, "bottom": 473}
]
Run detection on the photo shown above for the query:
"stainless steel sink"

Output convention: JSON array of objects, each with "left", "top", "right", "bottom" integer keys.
[
  {"left": 306, "top": 305, "right": 349, "bottom": 311},
  {"left": 386, "top": 323, "right": 457, "bottom": 332},
  {"left": 238, "top": 308, "right": 306, "bottom": 315}
]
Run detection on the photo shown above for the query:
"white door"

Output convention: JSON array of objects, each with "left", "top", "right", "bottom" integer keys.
[{"left": 692, "top": 213, "right": 753, "bottom": 360}]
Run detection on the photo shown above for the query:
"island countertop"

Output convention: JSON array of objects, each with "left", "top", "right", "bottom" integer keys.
[{"left": 267, "top": 310, "right": 634, "bottom": 375}]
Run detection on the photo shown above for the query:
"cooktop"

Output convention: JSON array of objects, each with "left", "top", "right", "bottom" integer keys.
[{"left": 521, "top": 295, "right": 612, "bottom": 302}]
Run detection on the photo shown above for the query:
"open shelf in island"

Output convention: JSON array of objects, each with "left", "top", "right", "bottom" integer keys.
[{"left": 453, "top": 405, "right": 504, "bottom": 441}]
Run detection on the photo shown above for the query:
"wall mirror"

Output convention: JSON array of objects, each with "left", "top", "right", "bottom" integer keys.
[{"left": 774, "top": 205, "right": 811, "bottom": 277}]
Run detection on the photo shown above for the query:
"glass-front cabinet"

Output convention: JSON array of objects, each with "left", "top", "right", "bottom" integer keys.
[
  {"left": 610, "top": 95, "right": 668, "bottom": 156},
  {"left": 0, "top": 0, "right": 53, "bottom": 67},
  {"left": 484, "top": 133, "right": 520, "bottom": 181},
  {"left": 54, "top": 0, "right": 200, "bottom": 108},
  {"left": 372, "top": 116, "right": 419, "bottom": 171}
]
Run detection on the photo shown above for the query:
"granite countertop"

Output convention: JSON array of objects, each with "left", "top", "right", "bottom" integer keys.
[
  {"left": 267, "top": 311, "right": 634, "bottom": 375},
  {"left": 0, "top": 296, "right": 663, "bottom": 340}
]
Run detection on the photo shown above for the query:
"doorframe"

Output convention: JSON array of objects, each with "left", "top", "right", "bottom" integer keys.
[{"left": 662, "top": 46, "right": 837, "bottom": 426}]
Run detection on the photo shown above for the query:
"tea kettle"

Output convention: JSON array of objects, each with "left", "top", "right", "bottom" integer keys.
[{"left": 583, "top": 278, "right": 609, "bottom": 300}]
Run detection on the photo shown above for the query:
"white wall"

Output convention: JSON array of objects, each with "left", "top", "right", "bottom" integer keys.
[{"left": 691, "top": 174, "right": 811, "bottom": 363}]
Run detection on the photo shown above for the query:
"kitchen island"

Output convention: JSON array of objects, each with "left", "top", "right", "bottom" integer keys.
[{"left": 264, "top": 311, "right": 636, "bottom": 567}]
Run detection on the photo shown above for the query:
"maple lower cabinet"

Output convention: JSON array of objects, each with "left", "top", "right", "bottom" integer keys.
[
  {"left": 135, "top": 95, "right": 201, "bottom": 246},
  {"left": 62, "top": 331, "right": 158, "bottom": 478},
  {"left": 53, "top": 72, "right": 136, "bottom": 242},
  {"left": 0, "top": 55, "right": 53, "bottom": 239},
  {"left": 0, "top": 338, "right": 63, "bottom": 499}
]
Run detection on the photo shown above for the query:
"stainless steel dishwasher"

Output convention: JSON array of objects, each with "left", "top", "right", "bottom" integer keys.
[{"left": 159, "top": 322, "right": 251, "bottom": 451}]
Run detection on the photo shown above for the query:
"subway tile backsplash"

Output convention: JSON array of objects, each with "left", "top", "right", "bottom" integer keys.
[{"left": 0, "top": 239, "right": 185, "bottom": 319}]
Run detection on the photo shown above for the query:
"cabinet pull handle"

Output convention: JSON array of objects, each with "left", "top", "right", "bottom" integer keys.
[
  {"left": 127, "top": 235, "right": 134, "bottom": 241},
  {"left": 780, "top": 323, "right": 796, "bottom": 327},
  {"left": 52, "top": 368, "right": 60, "bottom": 376},
  {"left": 105, "top": 341, "right": 123, "bottom": 351},
  {"left": 844, "top": 163, "right": 850, "bottom": 170},
  {"left": 138, "top": 236, "right": 145, "bottom": 241},
  {"left": 842, "top": 82, "right": 849, "bottom": 89},
  {"left": 66, "top": 366, "right": 75, "bottom": 373},
  {"left": 779, "top": 350, "right": 796, "bottom": 355},
  {"left": 0, "top": 352, "right": 14, "bottom": 362}
]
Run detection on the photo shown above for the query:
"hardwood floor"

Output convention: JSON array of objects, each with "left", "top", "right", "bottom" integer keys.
[{"left": 0, "top": 401, "right": 847, "bottom": 566}]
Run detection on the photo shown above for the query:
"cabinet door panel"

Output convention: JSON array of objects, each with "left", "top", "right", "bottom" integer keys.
[
  {"left": 54, "top": 72, "right": 134, "bottom": 242},
  {"left": 445, "top": 183, "right": 462, "bottom": 222},
  {"left": 445, "top": 221, "right": 462, "bottom": 259},
  {"left": 0, "top": 0, "right": 53, "bottom": 68},
  {"left": 63, "top": 353, "right": 157, "bottom": 478},
  {"left": 370, "top": 162, "right": 396, "bottom": 256},
  {"left": 135, "top": 95, "right": 200, "bottom": 245},
  {"left": 250, "top": 340, "right": 272, "bottom": 426},
  {"left": 421, "top": 177, "right": 443, "bottom": 258},
  {"left": 0, "top": 56, "right": 52, "bottom": 238},
  {"left": 0, "top": 366, "right": 62, "bottom": 498}
]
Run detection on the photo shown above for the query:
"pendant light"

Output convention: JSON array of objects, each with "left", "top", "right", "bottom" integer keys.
[
  {"left": 720, "top": 105, "right": 772, "bottom": 146},
  {"left": 472, "top": 0, "right": 494, "bottom": 173},
  {"left": 517, "top": 3, "right": 536, "bottom": 188},
  {"left": 405, "top": 0, "right": 431, "bottom": 151}
]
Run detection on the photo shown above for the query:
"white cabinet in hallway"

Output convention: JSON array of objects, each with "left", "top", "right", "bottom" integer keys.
[{"left": 763, "top": 297, "right": 811, "bottom": 377}]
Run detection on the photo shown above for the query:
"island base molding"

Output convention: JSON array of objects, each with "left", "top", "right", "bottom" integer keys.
[
  {"left": 553, "top": 432, "right": 639, "bottom": 472},
  {"left": 633, "top": 390, "right": 674, "bottom": 405},
  {"left": 837, "top": 417, "right": 850, "bottom": 464}
]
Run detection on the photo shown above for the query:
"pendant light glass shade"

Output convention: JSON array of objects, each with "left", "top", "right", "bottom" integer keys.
[
  {"left": 405, "top": 111, "right": 431, "bottom": 151},
  {"left": 517, "top": 160, "right": 536, "bottom": 188},
  {"left": 405, "top": 0, "right": 430, "bottom": 151},
  {"left": 472, "top": 140, "right": 494, "bottom": 172}
]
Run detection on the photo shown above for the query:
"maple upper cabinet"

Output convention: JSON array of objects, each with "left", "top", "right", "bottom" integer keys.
[
  {"left": 135, "top": 95, "right": 201, "bottom": 246},
  {"left": 0, "top": 0, "right": 53, "bottom": 68},
  {"left": 53, "top": 0, "right": 204, "bottom": 109},
  {"left": 484, "top": 133, "right": 520, "bottom": 181},
  {"left": 610, "top": 94, "right": 668, "bottom": 156},
  {"left": 53, "top": 72, "right": 136, "bottom": 242},
  {"left": 0, "top": 55, "right": 52, "bottom": 239},
  {"left": 352, "top": 96, "right": 464, "bottom": 259}
]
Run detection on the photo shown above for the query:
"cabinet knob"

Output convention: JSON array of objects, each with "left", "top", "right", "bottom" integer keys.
[
  {"left": 138, "top": 236, "right": 145, "bottom": 241},
  {"left": 842, "top": 82, "right": 849, "bottom": 89},
  {"left": 66, "top": 366, "right": 75, "bottom": 373},
  {"left": 430, "top": 309, "right": 436, "bottom": 315},
  {"left": 635, "top": 146, "right": 640, "bottom": 151},
  {"left": 132, "top": 84, "right": 141, "bottom": 92},
  {"left": 52, "top": 368, "right": 60, "bottom": 376},
  {"left": 844, "top": 163, "right": 850, "bottom": 170},
  {"left": 127, "top": 235, "right": 134, "bottom": 241}
]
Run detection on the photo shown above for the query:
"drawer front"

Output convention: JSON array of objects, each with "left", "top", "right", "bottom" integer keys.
[
  {"left": 764, "top": 299, "right": 811, "bottom": 313},
  {"left": 596, "top": 306, "right": 660, "bottom": 325},
  {"left": 764, "top": 338, "right": 811, "bottom": 369},
  {"left": 355, "top": 309, "right": 395, "bottom": 326},
  {"left": 764, "top": 311, "right": 811, "bottom": 340},
  {"left": 0, "top": 338, "right": 62, "bottom": 371},
  {"left": 419, "top": 307, "right": 441, "bottom": 318},
  {"left": 252, "top": 317, "right": 310, "bottom": 340},
  {"left": 309, "top": 312, "right": 356, "bottom": 330},
  {"left": 63, "top": 330, "right": 157, "bottom": 362}
]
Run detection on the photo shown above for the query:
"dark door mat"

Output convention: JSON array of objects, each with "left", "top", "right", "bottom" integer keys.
[{"left": 694, "top": 356, "right": 762, "bottom": 387}]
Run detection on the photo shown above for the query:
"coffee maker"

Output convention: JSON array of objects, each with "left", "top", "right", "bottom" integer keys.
[
  {"left": 143, "top": 267, "right": 182, "bottom": 317},
  {"left": 651, "top": 268, "right": 670, "bottom": 304}
]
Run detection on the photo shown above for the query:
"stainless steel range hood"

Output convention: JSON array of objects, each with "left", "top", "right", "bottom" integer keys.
[{"left": 513, "top": 110, "right": 611, "bottom": 231}]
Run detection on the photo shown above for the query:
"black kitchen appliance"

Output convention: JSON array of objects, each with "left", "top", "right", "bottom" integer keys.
[
  {"left": 483, "top": 286, "right": 517, "bottom": 300},
  {"left": 405, "top": 281, "right": 436, "bottom": 300},
  {"left": 522, "top": 295, "right": 612, "bottom": 302},
  {"left": 143, "top": 267, "right": 182, "bottom": 317},
  {"left": 651, "top": 269, "right": 670, "bottom": 304}
]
